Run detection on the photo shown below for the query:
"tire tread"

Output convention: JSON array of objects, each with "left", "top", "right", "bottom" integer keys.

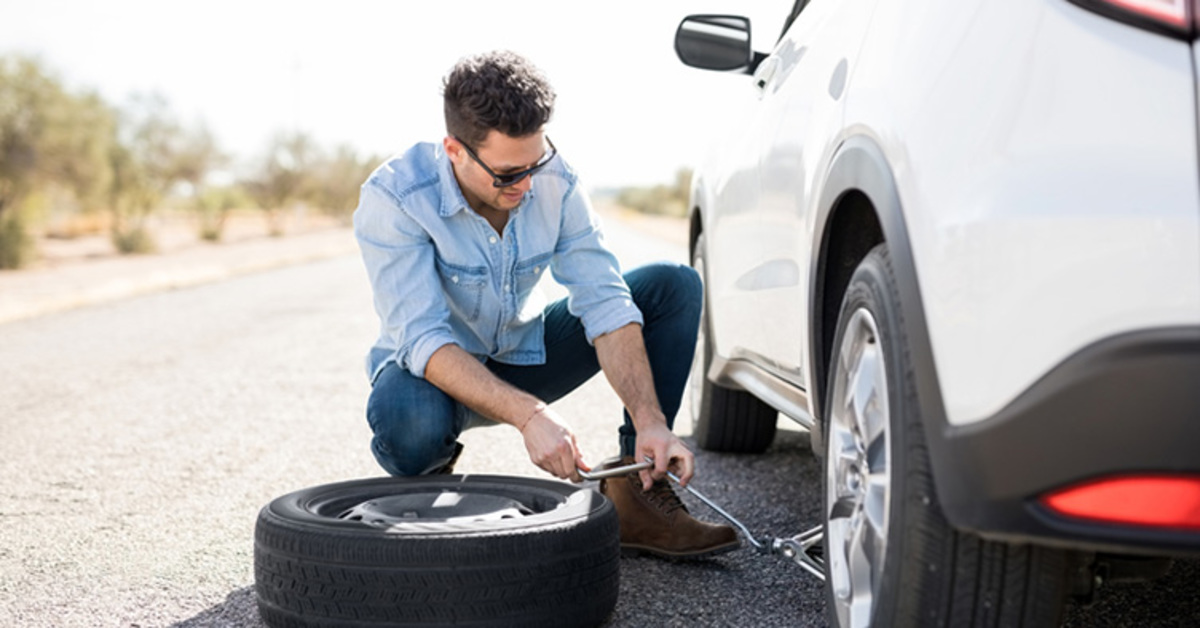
[{"left": 697, "top": 382, "right": 777, "bottom": 453}]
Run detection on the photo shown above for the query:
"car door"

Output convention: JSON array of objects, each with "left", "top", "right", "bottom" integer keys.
[{"left": 737, "top": 0, "right": 881, "bottom": 387}]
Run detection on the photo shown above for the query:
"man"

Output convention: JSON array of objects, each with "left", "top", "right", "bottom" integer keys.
[{"left": 353, "top": 50, "right": 738, "bottom": 558}]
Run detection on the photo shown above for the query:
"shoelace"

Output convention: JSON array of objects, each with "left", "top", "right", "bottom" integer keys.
[{"left": 632, "top": 475, "right": 688, "bottom": 514}]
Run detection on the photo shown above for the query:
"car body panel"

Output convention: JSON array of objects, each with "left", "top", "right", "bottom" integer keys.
[
  {"left": 684, "top": 0, "right": 1200, "bottom": 550},
  {"left": 702, "top": 0, "right": 882, "bottom": 390},
  {"left": 846, "top": 0, "right": 1200, "bottom": 426}
]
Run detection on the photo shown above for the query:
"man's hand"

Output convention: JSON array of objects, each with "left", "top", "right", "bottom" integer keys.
[
  {"left": 519, "top": 406, "right": 589, "bottom": 482},
  {"left": 634, "top": 421, "right": 694, "bottom": 490}
]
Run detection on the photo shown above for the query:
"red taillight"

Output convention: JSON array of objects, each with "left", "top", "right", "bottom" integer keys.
[
  {"left": 1041, "top": 475, "right": 1200, "bottom": 532},
  {"left": 1107, "top": 0, "right": 1190, "bottom": 27},
  {"left": 1070, "top": 0, "right": 1200, "bottom": 39}
]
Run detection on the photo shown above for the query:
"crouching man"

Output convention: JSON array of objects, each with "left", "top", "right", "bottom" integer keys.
[{"left": 352, "top": 50, "right": 738, "bottom": 559}]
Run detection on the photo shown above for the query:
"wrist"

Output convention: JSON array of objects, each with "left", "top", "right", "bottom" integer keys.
[
  {"left": 629, "top": 406, "right": 667, "bottom": 431},
  {"left": 517, "top": 401, "right": 547, "bottom": 432}
]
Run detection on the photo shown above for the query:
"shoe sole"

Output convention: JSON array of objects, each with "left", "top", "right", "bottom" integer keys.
[{"left": 619, "top": 540, "right": 742, "bottom": 561}]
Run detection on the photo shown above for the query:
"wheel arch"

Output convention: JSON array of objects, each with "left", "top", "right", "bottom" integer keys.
[
  {"left": 809, "top": 136, "right": 951, "bottom": 475},
  {"left": 688, "top": 204, "right": 704, "bottom": 261},
  {"left": 811, "top": 190, "right": 884, "bottom": 431}
]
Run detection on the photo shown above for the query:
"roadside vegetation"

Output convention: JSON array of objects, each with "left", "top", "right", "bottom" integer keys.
[
  {"left": 0, "top": 55, "right": 379, "bottom": 269},
  {"left": 1, "top": 53, "right": 690, "bottom": 271},
  {"left": 615, "top": 168, "right": 691, "bottom": 218}
]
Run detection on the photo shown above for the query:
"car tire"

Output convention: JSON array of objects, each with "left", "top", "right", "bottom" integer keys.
[
  {"left": 254, "top": 475, "right": 619, "bottom": 628},
  {"left": 689, "top": 233, "right": 778, "bottom": 453},
  {"left": 823, "top": 244, "right": 1072, "bottom": 628}
]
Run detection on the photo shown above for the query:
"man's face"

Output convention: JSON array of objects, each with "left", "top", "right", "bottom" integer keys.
[{"left": 446, "top": 130, "right": 550, "bottom": 214}]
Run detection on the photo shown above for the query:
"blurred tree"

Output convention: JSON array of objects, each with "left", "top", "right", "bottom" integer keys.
[
  {"left": 171, "top": 122, "right": 235, "bottom": 240},
  {"left": 310, "top": 144, "right": 378, "bottom": 223},
  {"left": 244, "top": 130, "right": 317, "bottom": 236},
  {"left": 174, "top": 122, "right": 225, "bottom": 195},
  {"left": 195, "top": 184, "right": 249, "bottom": 242},
  {"left": 108, "top": 93, "right": 190, "bottom": 253},
  {"left": 0, "top": 55, "right": 116, "bottom": 267}
]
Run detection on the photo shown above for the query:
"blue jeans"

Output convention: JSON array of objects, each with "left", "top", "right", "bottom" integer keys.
[{"left": 365, "top": 262, "right": 702, "bottom": 476}]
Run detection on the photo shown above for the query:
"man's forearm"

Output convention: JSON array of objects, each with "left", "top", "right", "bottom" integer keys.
[
  {"left": 425, "top": 343, "right": 588, "bottom": 479},
  {"left": 594, "top": 323, "right": 666, "bottom": 429},
  {"left": 424, "top": 344, "right": 543, "bottom": 429}
]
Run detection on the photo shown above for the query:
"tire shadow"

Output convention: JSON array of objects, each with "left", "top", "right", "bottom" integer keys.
[
  {"left": 169, "top": 428, "right": 825, "bottom": 628},
  {"left": 169, "top": 586, "right": 264, "bottom": 628}
]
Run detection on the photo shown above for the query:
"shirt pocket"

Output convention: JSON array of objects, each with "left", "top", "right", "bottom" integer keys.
[
  {"left": 514, "top": 252, "right": 553, "bottom": 295},
  {"left": 435, "top": 256, "right": 489, "bottom": 323}
]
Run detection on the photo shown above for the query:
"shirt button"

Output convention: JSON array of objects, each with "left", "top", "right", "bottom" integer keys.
[
  {"left": 503, "top": 284, "right": 511, "bottom": 292},
  {"left": 452, "top": 275, "right": 460, "bottom": 283},
  {"left": 488, "top": 236, "right": 498, "bottom": 244}
]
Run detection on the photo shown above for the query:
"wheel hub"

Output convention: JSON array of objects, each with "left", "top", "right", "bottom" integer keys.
[
  {"left": 338, "top": 491, "right": 534, "bottom": 528},
  {"left": 826, "top": 308, "right": 891, "bottom": 628}
]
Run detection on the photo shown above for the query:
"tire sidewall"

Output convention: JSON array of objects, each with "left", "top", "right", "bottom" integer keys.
[
  {"left": 255, "top": 475, "right": 620, "bottom": 627},
  {"left": 823, "top": 244, "right": 926, "bottom": 628}
]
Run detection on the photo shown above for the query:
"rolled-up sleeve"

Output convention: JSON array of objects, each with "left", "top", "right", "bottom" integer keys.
[
  {"left": 354, "top": 182, "right": 457, "bottom": 378},
  {"left": 550, "top": 179, "right": 644, "bottom": 344}
]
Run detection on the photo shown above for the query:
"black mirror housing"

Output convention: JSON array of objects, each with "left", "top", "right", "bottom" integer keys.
[{"left": 675, "top": 15, "right": 756, "bottom": 74}]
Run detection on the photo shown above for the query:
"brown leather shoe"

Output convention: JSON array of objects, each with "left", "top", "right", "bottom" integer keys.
[{"left": 598, "top": 456, "right": 741, "bottom": 559}]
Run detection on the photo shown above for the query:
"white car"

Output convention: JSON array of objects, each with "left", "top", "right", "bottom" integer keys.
[{"left": 676, "top": 1, "right": 1200, "bottom": 627}]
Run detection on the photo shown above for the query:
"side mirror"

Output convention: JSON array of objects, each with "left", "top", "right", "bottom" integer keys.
[{"left": 674, "top": 15, "right": 757, "bottom": 73}]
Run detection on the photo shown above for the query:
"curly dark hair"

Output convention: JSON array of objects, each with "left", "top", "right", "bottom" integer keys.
[{"left": 443, "top": 51, "right": 556, "bottom": 148}]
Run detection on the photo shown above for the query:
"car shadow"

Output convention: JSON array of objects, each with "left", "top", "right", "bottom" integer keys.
[{"left": 606, "top": 427, "right": 827, "bottom": 627}]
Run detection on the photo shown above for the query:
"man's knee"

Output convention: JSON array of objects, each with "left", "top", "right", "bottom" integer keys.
[
  {"left": 628, "top": 262, "right": 702, "bottom": 316},
  {"left": 369, "top": 418, "right": 457, "bottom": 476},
  {"left": 366, "top": 365, "right": 459, "bottom": 476}
]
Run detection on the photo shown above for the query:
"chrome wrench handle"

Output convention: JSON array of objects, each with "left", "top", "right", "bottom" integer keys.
[
  {"left": 577, "top": 457, "right": 826, "bottom": 580},
  {"left": 577, "top": 457, "right": 767, "bottom": 551},
  {"left": 576, "top": 459, "right": 653, "bottom": 481},
  {"left": 664, "top": 469, "right": 768, "bottom": 552}
]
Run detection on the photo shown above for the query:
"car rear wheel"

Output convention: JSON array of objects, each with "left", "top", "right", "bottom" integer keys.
[
  {"left": 824, "top": 244, "right": 1072, "bottom": 628},
  {"left": 689, "top": 233, "right": 778, "bottom": 453},
  {"left": 254, "top": 475, "right": 619, "bottom": 628}
]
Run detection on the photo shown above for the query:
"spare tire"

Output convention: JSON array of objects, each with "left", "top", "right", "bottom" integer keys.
[{"left": 254, "top": 475, "right": 619, "bottom": 628}]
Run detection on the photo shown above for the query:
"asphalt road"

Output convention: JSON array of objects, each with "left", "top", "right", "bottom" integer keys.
[{"left": 1, "top": 212, "right": 1197, "bottom": 627}]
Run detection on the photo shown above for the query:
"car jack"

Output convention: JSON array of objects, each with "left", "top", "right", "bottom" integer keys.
[{"left": 579, "top": 459, "right": 825, "bottom": 581}]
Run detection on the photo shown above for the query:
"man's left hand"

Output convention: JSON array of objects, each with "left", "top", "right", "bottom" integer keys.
[{"left": 634, "top": 421, "right": 694, "bottom": 491}]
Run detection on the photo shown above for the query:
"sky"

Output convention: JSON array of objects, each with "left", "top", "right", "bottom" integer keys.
[{"left": 0, "top": 0, "right": 790, "bottom": 189}]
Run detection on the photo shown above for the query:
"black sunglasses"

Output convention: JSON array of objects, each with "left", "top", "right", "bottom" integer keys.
[{"left": 455, "top": 136, "right": 557, "bottom": 187}]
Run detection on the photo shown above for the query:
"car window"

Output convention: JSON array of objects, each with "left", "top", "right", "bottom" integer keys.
[{"left": 779, "top": 0, "right": 812, "bottom": 40}]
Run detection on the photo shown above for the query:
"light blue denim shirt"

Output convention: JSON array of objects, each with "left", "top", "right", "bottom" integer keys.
[{"left": 354, "top": 142, "right": 643, "bottom": 383}]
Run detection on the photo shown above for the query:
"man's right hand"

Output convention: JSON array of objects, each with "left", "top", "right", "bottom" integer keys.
[{"left": 519, "top": 406, "right": 588, "bottom": 482}]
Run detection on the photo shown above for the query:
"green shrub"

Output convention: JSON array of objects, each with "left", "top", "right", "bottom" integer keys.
[
  {"left": 194, "top": 185, "right": 248, "bottom": 242},
  {"left": 0, "top": 214, "right": 34, "bottom": 269},
  {"left": 111, "top": 226, "right": 157, "bottom": 254}
]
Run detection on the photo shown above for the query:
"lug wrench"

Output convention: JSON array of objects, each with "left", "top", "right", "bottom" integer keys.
[{"left": 578, "top": 458, "right": 825, "bottom": 580}]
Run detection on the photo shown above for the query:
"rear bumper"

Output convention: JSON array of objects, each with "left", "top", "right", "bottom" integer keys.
[{"left": 930, "top": 326, "right": 1200, "bottom": 555}]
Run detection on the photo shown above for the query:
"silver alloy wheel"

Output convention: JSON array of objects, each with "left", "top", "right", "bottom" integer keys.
[{"left": 826, "top": 308, "right": 891, "bottom": 628}]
